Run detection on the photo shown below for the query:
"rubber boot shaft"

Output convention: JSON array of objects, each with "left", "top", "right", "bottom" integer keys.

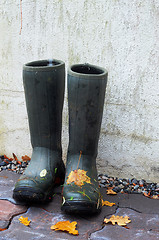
[
  {"left": 23, "top": 59, "right": 65, "bottom": 151},
  {"left": 62, "top": 63, "right": 108, "bottom": 213},
  {"left": 13, "top": 59, "right": 65, "bottom": 203}
]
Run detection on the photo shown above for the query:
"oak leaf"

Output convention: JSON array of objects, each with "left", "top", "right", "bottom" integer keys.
[
  {"left": 104, "top": 215, "right": 131, "bottom": 226},
  {"left": 19, "top": 216, "right": 31, "bottom": 226},
  {"left": 67, "top": 169, "right": 91, "bottom": 186},
  {"left": 107, "top": 189, "right": 117, "bottom": 195},
  {"left": 102, "top": 199, "right": 116, "bottom": 207},
  {"left": 51, "top": 220, "right": 79, "bottom": 235}
]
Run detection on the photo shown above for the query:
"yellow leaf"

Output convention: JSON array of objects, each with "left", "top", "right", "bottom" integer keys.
[
  {"left": 19, "top": 216, "right": 31, "bottom": 226},
  {"left": 67, "top": 169, "right": 91, "bottom": 186},
  {"left": 106, "top": 189, "right": 117, "bottom": 195},
  {"left": 104, "top": 215, "right": 131, "bottom": 226},
  {"left": 51, "top": 220, "right": 79, "bottom": 235},
  {"left": 102, "top": 199, "right": 116, "bottom": 207}
]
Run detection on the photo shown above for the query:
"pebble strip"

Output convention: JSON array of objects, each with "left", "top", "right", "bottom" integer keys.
[
  {"left": 0, "top": 155, "right": 158, "bottom": 199},
  {"left": 0, "top": 155, "right": 29, "bottom": 174},
  {"left": 98, "top": 174, "right": 159, "bottom": 199}
]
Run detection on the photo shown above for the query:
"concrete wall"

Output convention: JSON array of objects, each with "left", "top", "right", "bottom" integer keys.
[{"left": 0, "top": 0, "right": 159, "bottom": 181}]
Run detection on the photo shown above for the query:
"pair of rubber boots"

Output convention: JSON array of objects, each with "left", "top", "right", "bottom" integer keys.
[{"left": 13, "top": 59, "right": 108, "bottom": 214}]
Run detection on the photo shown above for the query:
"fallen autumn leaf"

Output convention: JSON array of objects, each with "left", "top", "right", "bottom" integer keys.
[
  {"left": 104, "top": 215, "right": 131, "bottom": 226},
  {"left": 51, "top": 220, "right": 79, "bottom": 235},
  {"left": 19, "top": 216, "right": 31, "bottom": 226},
  {"left": 102, "top": 199, "right": 116, "bottom": 207},
  {"left": 106, "top": 189, "right": 117, "bottom": 195}
]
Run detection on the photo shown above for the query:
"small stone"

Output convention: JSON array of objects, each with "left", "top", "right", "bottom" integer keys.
[
  {"left": 137, "top": 189, "right": 142, "bottom": 193},
  {"left": 12, "top": 160, "right": 17, "bottom": 165},
  {"left": 139, "top": 179, "right": 146, "bottom": 186},
  {"left": 118, "top": 179, "right": 123, "bottom": 184},
  {"left": 102, "top": 175, "right": 108, "bottom": 180},
  {"left": 128, "top": 179, "right": 132, "bottom": 184},
  {"left": 124, "top": 189, "right": 131, "bottom": 194},
  {"left": 134, "top": 185, "right": 139, "bottom": 190},
  {"left": 21, "top": 162, "right": 27, "bottom": 168},
  {"left": 11, "top": 165, "right": 16, "bottom": 170},
  {"left": 112, "top": 187, "right": 121, "bottom": 193},
  {"left": 118, "top": 184, "right": 124, "bottom": 189},
  {"left": 132, "top": 178, "right": 138, "bottom": 185},
  {"left": 146, "top": 180, "right": 152, "bottom": 184},
  {"left": 122, "top": 181, "right": 128, "bottom": 186},
  {"left": 7, "top": 164, "right": 11, "bottom": 169},
  {"left": 100, "top": 179, "right": 107, "bottom": 184},
  {"left": 99, "top": 183, "right": 106, "bottom": 188},
  {"left": 98, "top": 174, "right": 103, "bottom": 177},
  {"left": 103, "top": 174, "right": 108, "bottom": 178},
  {"left": 114, "top": 180, "right": 119, "bottom": 186},
  {"left": 0, "top": 161, "right": 7, "bottom": 167}
]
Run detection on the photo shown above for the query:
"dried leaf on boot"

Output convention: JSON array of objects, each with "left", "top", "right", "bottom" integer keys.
[{"left": 67, "top": 169, "right": 91, "bottom": 186}]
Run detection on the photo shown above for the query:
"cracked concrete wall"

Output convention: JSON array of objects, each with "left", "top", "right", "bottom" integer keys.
[{"left": 0, "top": 0, "right": 159, "bottom": 181}]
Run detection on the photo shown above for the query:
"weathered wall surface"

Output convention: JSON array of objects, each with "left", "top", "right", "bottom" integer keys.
[{"left": 0, "top": 0, "right": 159, "bottom": 181}]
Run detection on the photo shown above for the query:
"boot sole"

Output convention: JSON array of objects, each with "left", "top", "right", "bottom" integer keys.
[
  {"left": 61, "top": 200, "right": 101, "bottom": 214},
  {"left": 13, "top": 186, "right": 53, "bottom": 203}
]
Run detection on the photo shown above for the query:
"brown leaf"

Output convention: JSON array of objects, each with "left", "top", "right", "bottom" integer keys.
[
  {"left": 104, "top": 215, "right": 131, "bottom": 226},
  {"left": 67, "top": 169, "right": 91, "bottom": 186},
  {"left": 19, "top": 216, "right": 31, "bottom": 226},
  {"left": 51, "top": 221, "right": 79, "bottom": 235},
  {"left": 102, "top": 199, "right": 116, "bottom": 207},
  {"left": 22, "top": 155, "right": 31, "bottom": 162},
  {"left": 106, "top": 189, "right": 117, "bottom": 195},
  {"left": 0, "top": 228, "right": 7, "bottom": 231},
  {"left": 13, "top": 153, "right": 21, "bottom": 165}
]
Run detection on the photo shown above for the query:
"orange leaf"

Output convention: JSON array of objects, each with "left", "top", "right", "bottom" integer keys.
[
  {"left": 19, "top": 216, "right": 31, "bottom": 226},
  {"left": 106, "top": 189, "right": 117, "bottom": 195},
  {"left": 104, "top": 215, "right": 131, "bottom": 226},
  {"left": 51, "top": 221, "right": 79, "bottom": 235},
  {"left": 67, "top": 169, "right": 91, "bottom": 186},
  {"left": 0, "top": 228, "right": 7, "bottom": 231},
  {"left": 13, "top": 153, "right": 22, "bottom": 165},
  {"left": 22, "top": 155, "right": 31, "bottom": 162},
  {"left": 102, "top": 199, "right": 116, "bottom": 207},
  {"left": 12, "top": 153, "right": 18, "bottom": 161}
]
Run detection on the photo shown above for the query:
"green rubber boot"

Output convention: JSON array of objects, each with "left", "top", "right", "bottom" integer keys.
[
  {"left": 61, "top": 63, "right": 108, "bottom": 213},
  {"left": 13, "top": 59, "right": 65, "bottom": 203}
]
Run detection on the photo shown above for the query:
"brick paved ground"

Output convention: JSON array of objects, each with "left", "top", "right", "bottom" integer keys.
[{"left": 0, "top": 171, "right": 158, "bottom": 240}]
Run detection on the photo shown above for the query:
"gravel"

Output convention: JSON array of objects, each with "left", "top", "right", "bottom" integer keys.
[
  {"left": 98, "top": 174, "right": 159, "bottom": 199},
  {"left": 0, "top": 155, "right": 29, "bottom": 174}
]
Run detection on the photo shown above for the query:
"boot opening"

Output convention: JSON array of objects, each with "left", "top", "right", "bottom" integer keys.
[
  {"left": 71, "top": 64, "right": 104, "bottom": 75},
  {"left": 26, "top": 60, "right": 61, "bottom": 67}
]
